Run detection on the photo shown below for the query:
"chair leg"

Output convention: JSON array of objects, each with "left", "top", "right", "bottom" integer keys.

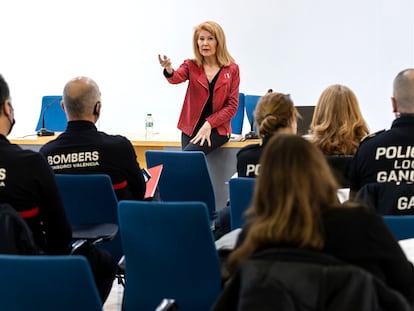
[{"left": 116, "top": 255, "right": 125, "bottom": 287}]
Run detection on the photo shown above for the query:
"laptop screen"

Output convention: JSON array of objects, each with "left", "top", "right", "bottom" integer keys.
[{"left": 296, "top": 106, "right": 315, "bottom": 136}]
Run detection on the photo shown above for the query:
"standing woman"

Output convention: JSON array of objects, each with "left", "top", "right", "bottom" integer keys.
[{"left": 158, "top": 21, "right": 240, "bottom": 154}]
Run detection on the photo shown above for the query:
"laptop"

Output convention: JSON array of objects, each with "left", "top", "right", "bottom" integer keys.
[{"left": 296, "top": 105, "right": 315, "bottom": 136}]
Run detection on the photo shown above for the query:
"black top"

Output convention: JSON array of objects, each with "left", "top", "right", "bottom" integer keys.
[
  {"left": 322, "top": 206, "right": 414, "bottom": 302},
  {"left": 237, "top": 207, "right": 414, "bottom": 304},
  {"left": 237, "top": 205, "right": 414, "bottom": 304},
  {"left": 39, "top": 121, "right": 146, "bottom": 201},
  {"left": 348, "top": 115, "right": 414, "bottom": 193},
  {"left": 238, "top": 140, "right": 352, "bottom": 186},
  {"left": 194, "top": 69, "right": 220, "bottom": 135},
  {"left": 236, "top": 143, "right": 262, "bottom": 177},
  {"left": 0, "top": 135, "right": 72, "bottom": 254}
]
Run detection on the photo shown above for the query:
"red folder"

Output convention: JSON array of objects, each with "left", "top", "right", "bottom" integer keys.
[{"left": 144, "top": 164, "right": 163, "bottom": 199}]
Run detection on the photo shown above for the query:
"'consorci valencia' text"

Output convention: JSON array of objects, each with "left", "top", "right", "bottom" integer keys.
[
  {"left": 47, "top": 151, "right": 100, "bottom": 170},
  {"left": 375, "top": 146, "right": 414, "bottom": 183}
]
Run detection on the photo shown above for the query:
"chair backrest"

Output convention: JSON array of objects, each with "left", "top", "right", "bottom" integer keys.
[
  {"left": 0, "top": 254, "right": 102, "bottom": 310},
  {"left": 230, "top": 92, "right": 245, "bottom": 135},
  {"left": 383, "top": 215, "right": 414, "bottom": 240},
  {"left": 356, "top": 182, "right": 414, "bottom": 216},
  {"left": 244, "top": 94, "right": 261, "bottom": 132},
  {"left": 228, "top": 177, "right": 256, "bottom": 230},
  {"left": 55, "top": 174, "right": 122, "bottom": 261},
  {"left": 145, "top": 150, "right": 216, "bottom": 218},
  {"left": 118, "top": 200, "right": 222, "bottom": 311},
  {"left": 35, "top": 95, "right": 67, "bottom": 132},
  {"left": 325, "top": 154, "right": 353, "bottom": 188}
]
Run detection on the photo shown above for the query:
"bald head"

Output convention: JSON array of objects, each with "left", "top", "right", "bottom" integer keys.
[
  {"left": 63, "top": 76, "right": 101, "bottom": 120},
  {"left": 393, "top": 69, "right": 414, "bottom": 113}
]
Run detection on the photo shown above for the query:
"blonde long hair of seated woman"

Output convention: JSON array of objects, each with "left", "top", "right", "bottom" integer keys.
[{"left": 310, "top": 84, "right": 369, "bottom": 155}]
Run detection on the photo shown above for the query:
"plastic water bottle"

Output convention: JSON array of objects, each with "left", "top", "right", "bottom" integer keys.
[{"left": 145, "top": 113, "right": 153, "bottom": 139}]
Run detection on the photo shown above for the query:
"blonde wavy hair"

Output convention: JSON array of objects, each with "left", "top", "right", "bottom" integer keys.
[
  {"left": 192, "top": 21, "right": 235, "bottom": 67},
  {"left": 310, "top": 84, "right": 369, "bottom": 155},
  {"left": 227, "top": 134, "right": 341, "bottom": 272}
]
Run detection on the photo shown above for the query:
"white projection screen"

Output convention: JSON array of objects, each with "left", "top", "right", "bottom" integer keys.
[{"left": 1, "top": 0, "right": 413, "bottom": 136}]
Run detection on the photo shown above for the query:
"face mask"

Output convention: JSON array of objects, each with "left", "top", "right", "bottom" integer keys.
[
  {"left": 7, "top": 118, "right": 15, "bottom": 135},
  {"left": 5, "top": 102, "right": 15, "bottom": 135}
]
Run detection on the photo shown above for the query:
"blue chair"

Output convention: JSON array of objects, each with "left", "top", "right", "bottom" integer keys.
[
  {"left": 228, "top": 177, "right": 256, "bottom": 229},
  {"left": 55, "top": 174, "right": 122, "bottom": 261},
  {"left": 383, "top": 215, "right": 414, "bottom": 240},
  {"left": 244, "top": 94, "right": 261, "bottom": 133},
  {"left": 35, "top": 95, "right": 67, "bottom": 133},
  {"left": 0, "top": 254, "right": 102, "bottom": 310},
  {"left": 118, "top": 200, "right": 222, "bottom": 311},
  {"left": 230, "top": 92, "right": 245, "bottom": 135},
  {"left": 145, "top": 150, "right": 216, "bottom": 218}
]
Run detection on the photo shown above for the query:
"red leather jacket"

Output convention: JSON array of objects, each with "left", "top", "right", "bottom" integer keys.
[{"left": 166, "top": 59, "right": 240, "bottom": 136}]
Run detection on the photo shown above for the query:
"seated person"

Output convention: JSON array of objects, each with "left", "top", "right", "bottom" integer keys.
[
  {"left": 226, "top": 134, "right": 414, "bottom": 306},
  {"left": 39, "top": 76, "right": 146, "bottom": 201},
  {"left": 349, "top": 68, "right": 414, "bottom": 198},
  {"left": 237, "top": 91, "right": 298, "bottom": 177},
  {"left": 214, "top": 92, "right": 298, "bottom": 238},
  {"left": 0, "top": 74, "right": 116, "bottom": 303},
  {"left": 309, "top": 84, "right": 369, "bottom": 155}
]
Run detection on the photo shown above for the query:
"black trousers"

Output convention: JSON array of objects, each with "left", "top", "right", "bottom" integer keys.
[
  {"left": 181, "top": 128, "right": 229, "bottom": 155},
  {"left": 74, "top": 242, "right": 117, "bottom": 304}
]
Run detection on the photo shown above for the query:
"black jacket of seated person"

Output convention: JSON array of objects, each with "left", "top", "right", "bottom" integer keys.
[
  {"left": 212, "top": 248, "right": 412, "bottom": 311},
  {"left": 0, "top": 134, "right": 116, "bottom": 303},
  {"left": 348, "top": 115, "right": 414, "bottom": 194},
  {"left": 39, "top": 120, "right": 146, "bottom": 201},
  {"left": 233, "top": 205, "right": 414, "bottom": 306}
]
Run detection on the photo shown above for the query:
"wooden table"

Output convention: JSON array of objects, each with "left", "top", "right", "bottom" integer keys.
[{"left": 10, "top": 132, "right": 260, "bottom": 210}]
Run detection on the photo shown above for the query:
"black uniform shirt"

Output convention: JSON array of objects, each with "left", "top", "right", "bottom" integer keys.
[
  {"left": 0, "top": 135, "right": 72, "bottom": 254},
  {"left": 349, "top": 115, "right": 414, "bottom": 193},
  {"left": 39, "top": 121, "right": 146, "bottom": 201},
  {"left": 236, "top": 143, "right": 262, "bottom": 177}
]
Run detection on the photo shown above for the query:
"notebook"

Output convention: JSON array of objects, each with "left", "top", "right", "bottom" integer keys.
[{"left": 144, "top": 164, "right": 163, "bottom": 199}]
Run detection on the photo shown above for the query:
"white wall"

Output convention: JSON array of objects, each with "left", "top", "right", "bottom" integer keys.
[{"left": 1, "top": 0, "right": 413, "bottom": 137}]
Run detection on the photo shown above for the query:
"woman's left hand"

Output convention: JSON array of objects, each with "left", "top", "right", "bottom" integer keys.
[{"left": 190, "top": 121, "right": 212, "bottom": 147}]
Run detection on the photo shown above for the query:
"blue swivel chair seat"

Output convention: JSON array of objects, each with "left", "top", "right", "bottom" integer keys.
[
  {"left": 145, "top": 150, "right": 216, "bottom": 219},
  {"left": 55, "top": 174, "right": 122, "bottom": 262},
  {"left": 35, "top": 95, "right": 67, "bottom": 134},
  {"left": 0, "top": 254, "right": 102, "bottom": 311},
  {"left": 228, "top": 177, "right": 256, "bottom": 230},
  {"left": 118, "top": 200, "right": 222, "bottom": 311}
]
